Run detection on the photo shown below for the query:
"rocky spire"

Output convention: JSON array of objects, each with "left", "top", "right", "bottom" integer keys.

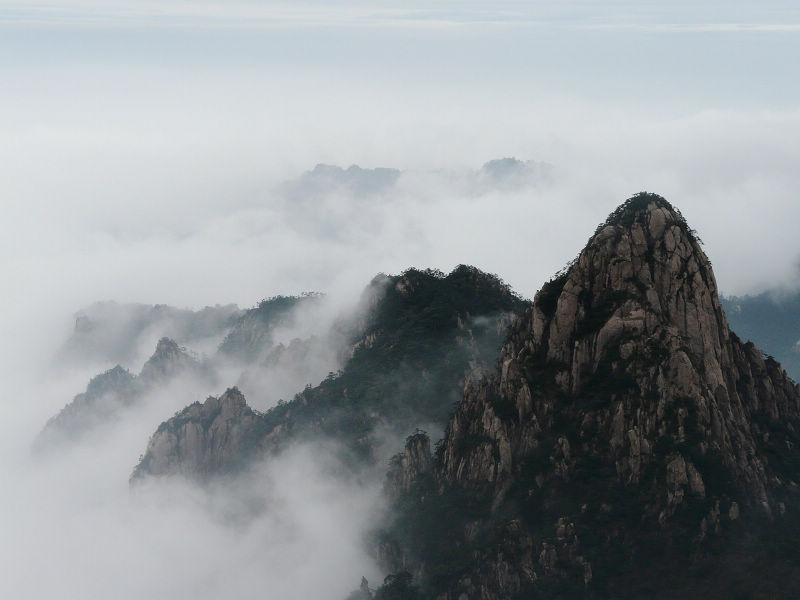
[
  {"left": 131, "top": 387, "right": 260, "bottom": 482},
  {"left": 442, "top": 194, "right": 800, "bottom": 504},
  {"left": 139, "top": 337, "right": 201, "bottom": 385},
  {"left": 403, "top": 193, "right": 800, "bottom": 599},
  {"left": 386, "top": 431, "right": 432, "bottom": 497}
]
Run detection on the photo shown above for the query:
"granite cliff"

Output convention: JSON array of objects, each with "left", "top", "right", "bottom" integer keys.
[
  {"left": 377, "top": 194, "right": 800, "bottom": 599},
  {"left": 132, "top": 387, "right": 260, "bottom": 480}
]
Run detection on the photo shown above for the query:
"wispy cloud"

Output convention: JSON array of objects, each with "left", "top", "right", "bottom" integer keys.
[
  {"left": 0, "top": 1, "right": 527, "bottom": 29},
  {"left": 578, "top": 22, "right": 800, "bottom": 33},
  {"left": 4, "top": 1, "right": 800, "bottom": 31}
]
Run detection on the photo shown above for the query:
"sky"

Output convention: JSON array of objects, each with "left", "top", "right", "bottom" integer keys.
[
  {"left": 2, "top": 2, "right": 799, "bottom": 312},
  {"left": 1, "top": 1, "right": 800, "bottom": 598}
]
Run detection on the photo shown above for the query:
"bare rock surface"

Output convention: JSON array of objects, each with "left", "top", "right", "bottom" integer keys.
[
  {"left": 386, "top": 431, "right": 433, "bottom": 497},
  {"left": 131, "top": 387, "right": 261, "bottom": 481},
  {"left": 385, "top": 194, "right": 800, "bottom": 599}
]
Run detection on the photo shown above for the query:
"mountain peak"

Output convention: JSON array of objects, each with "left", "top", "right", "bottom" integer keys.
[
  {"left": 139, "top": 337, "right": 199, "bottom": 384},
  {"left": 594, "top": 191, "right": 699, "bottom": 243},
  {"left": 131, "top": 386, "right": 259, "bottom": 482},
  {"left": 397, "top": 194, "right": 800, "bottom": 599},
  {"left": 154, "top": 336, "right": 179, "bottom": 353},
  {"left": 526, "top": 194, "right": 723, "bottom": 401}
]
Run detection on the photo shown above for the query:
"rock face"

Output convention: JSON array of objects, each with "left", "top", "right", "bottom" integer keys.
[
  {"left": 131, "top": 387, "right": 261, "bottom": 481},
  {"left": 139, "top": 337, "right": 203, "bottom": 385},
  {"left": 382, "top": 194, "right": 800, "bottom": 599},
  {"left": 386, "top": 432, "right": 433, "bottom": 497}
]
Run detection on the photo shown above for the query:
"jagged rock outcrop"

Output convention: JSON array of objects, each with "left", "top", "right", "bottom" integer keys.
[
  {"left": 139, "top": 337, "right": 203, "bottom": 385},
  {"left": 131, "top": 387, "right": 261, "bottom": 481},
  {"left": 37, "top": 337, "right": 204, "bottom": 449},
  {"left": 386, "top": 432, "right": 433, "bottom": 497},
  {"left": 133, "top": 266, "right": 528, "bottom": 481},
  {"left": 442, "top": 194, "right": 799, "bottom": 503},
  {"left": 383, "top": 194, "right": 800, "bottom": 599}
]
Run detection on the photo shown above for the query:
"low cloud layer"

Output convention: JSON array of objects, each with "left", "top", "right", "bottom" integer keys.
[
  {"left": 2, "top": 5, "right": 800, "bottom": 598},
  {"left": 3, "top": 131, "right": 800, "bottom": 599},
  {"left": 0, "top": 354, "right": 384, "bottom": 600}
]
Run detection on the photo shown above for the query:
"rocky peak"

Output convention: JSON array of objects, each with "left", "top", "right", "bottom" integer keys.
[
  {"left": 34, "top": 365, "right": 138, "bottom": 449},
  {"left": 528, "top": 193, "right": 728, "bottom": 395},
  {"left": 131, "top": 387, "right": 260, "bottom": 482},
  {"left": 442, "top": 194, "right": 800, "bottom": 502},
  {"left": 399, "top": 194, "right": 800, "bottom": 598},
  {"left": 39, "top": 336, "right": 211, "bottom": 451},
  {"left": 139, "top": 337, "right": 199, "bottom": 384}
]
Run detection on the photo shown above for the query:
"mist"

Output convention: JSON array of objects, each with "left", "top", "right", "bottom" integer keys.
[
  {"left": 0, "top": 292, "right": 386, "bottom": 599},
  {"left": 2, "top": 2, "right": 800, "bottom": 599}
]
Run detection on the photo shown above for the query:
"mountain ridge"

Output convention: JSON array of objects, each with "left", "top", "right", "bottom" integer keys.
[
  {"left": 132, "top": 265, "right": 529, "bottom": 481},
  {"left": 37, "top": 337, "right": 206, "bottom": 449}
]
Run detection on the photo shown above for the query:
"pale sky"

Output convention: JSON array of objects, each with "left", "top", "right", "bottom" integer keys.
[{"left": 2, "top": 1, "right": 799, "bottom": 313}]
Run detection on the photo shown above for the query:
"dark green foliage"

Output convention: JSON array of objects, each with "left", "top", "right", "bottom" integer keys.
[
  {"left": 386, "top": 472, "right": 492, "bottom": 592},
  {"left": 537, "top": 270, "right": 569, "bottom": 319},
  {"left": 574, "top": 290, "right": 631, "bottom": 339},
  {"left": 594, "top": 192, "right": 702, "bottom": 245},
  {"left": 753, "top": 411, "right": 800, "bottom": 476},
  {"left": 488, "top": 388, "right": 518, "bottom": 422},
  {"left": 218, "top": 293, "right": 321, "bottom": 360},
  {"left": 244, "top": 266, "right": 528, "bottom": 468},
  {"left": 373, "top": 572, "right": 421, "bottom": 600},
  {"left": 366, "top": 265, "right": 525, "bottom": 341},
  {"left": 83, "top": 365, "right": 137, "bottom": 405},
  {"left": 453, "top": 433, "right": 493, "bottom": 456},
  {"left": 579, "top": 362, "right": 636, "bottom": 401}
]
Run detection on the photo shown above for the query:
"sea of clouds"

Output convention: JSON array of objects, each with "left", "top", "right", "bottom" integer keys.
[{"left": 3, "top": 3, "right": 800, "bottom": 597}]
